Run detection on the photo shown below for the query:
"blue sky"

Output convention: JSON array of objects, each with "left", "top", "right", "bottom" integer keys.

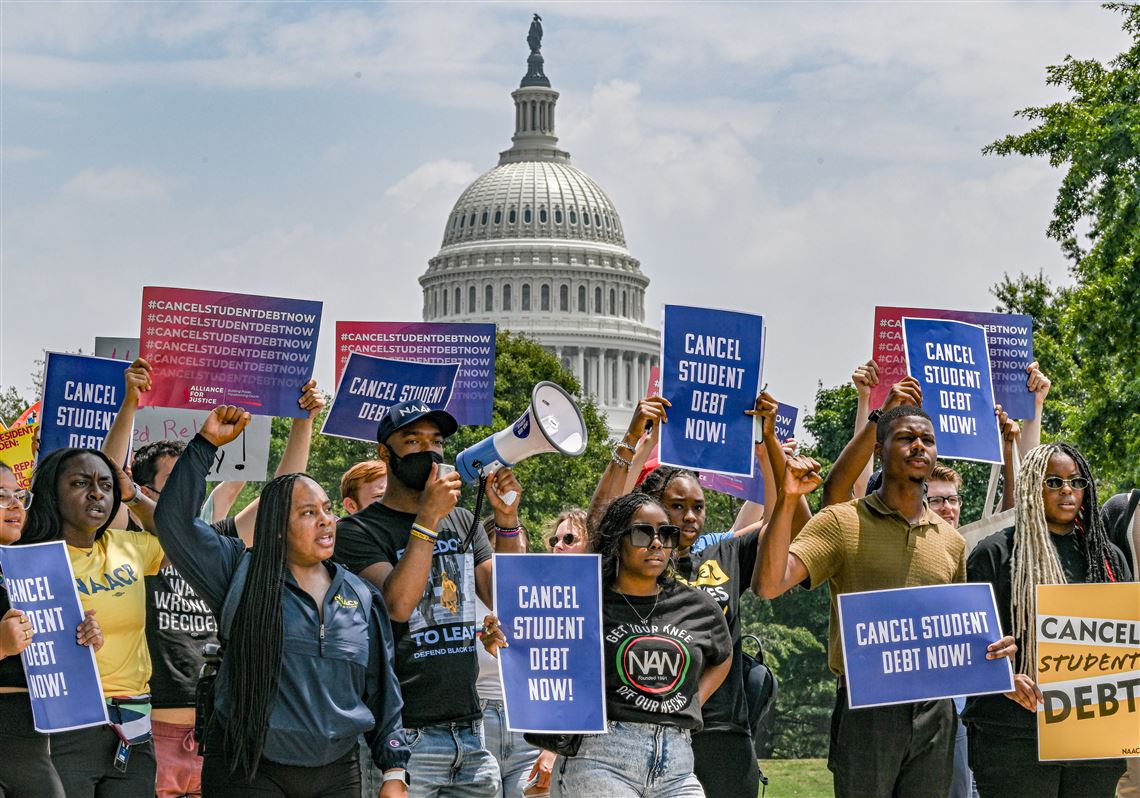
[{"left": 0, "top": 2, "right": 1127, "bottom": 424}]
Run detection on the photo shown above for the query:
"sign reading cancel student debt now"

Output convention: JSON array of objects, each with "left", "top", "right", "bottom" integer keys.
[
  {"left": 336, "top": 322, "right": 496, "bottom": 426},
  {"left": 659, "top": 305, "right": 764, "bottom": 478},
  {"left": 902, "top": 317, "right": 1003, "bottom": 463},
  {"left": 139, "top": 287, "right": 322, "bottom": 418},
  {"left": 0, "top": 542, "right": 108, "bottom": 732},
  {"left": 838, "top": 584, "right": 1013, "bottom": 708},
  {"left": 871, "top": 306, "right": 1034, "bottom": 419},
  {"left": 1036, "top": 583, "right": 1140, "bottom": 761},
  {"left": 322, "top": 354, "right": 460, "bottom": 443},
  {"left": 39, "top": 353, "right": 127, "bottom": 458},
  {"left": 494, "top": 554, "right": 605, "bottom": 733}
]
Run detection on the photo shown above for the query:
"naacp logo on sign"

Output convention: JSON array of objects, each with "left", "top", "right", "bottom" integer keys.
[{"left": 617, "top": 636, "right": 691, "bottom": 696}]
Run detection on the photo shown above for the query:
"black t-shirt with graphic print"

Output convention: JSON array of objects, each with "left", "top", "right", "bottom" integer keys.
[
  {"left": 335, "top": 501, "right": 492, "bottom": 729},
  {"left": 676, "top": 529, "right": 759, "bottom": 735},
  {"left": 603, "top": 580, "right": 732, "bottom": 732},
  {"left": 146, "top": 517, "right": 238, "bottom": 708}
]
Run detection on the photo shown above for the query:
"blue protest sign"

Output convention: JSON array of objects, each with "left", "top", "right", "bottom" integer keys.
[
  {"left": 699, "top": 402, "right": 798, "bottom": 503},
  {"left": 838, "top": 583, "right": 1013, "bottom": 708},
  {"left": 0, "top": 542, "right": 108, "bottom": 732},
  {"left": 40, "top": 352, "right": 128, "bottom": 459},
  {"left": 321, "top": 354, "right": 460, "bottom": 443},
  {"left": 902, "top": 317, "right": 1003, "bottom": 464},
  {"left": 494, "top": 554, "right": 605, "bottom": 733},
  {"left": 659, "top": 305, "right": 764, "bottom": 477}
]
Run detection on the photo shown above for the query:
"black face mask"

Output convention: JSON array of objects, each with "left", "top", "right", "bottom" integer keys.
[{"left": 388, "top": 450, "right": 443, "bottom": 492}]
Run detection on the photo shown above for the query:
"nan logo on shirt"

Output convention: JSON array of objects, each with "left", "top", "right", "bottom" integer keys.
[
  {"left": 617, "top": 635, "right": 691, "bottom": 696},
  {"left": 75, "top": 563, "right": 139, "bottom": 598}
]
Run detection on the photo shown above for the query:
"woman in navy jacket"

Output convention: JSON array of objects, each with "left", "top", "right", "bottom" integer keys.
[{"left": 155, "top": 406, "right": 410, "bottom": 798}]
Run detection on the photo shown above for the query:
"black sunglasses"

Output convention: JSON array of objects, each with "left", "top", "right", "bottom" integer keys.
[
  {"left": 548, "top": 532, "right": 580, "bottom": 548},
  {"left": 625, "top": 523, "right": 680, "bottom": 549}
]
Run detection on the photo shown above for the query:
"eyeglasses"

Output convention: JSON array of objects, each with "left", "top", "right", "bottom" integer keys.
[
  {"left": 1043, "top": 476, "right": 1090, "bottom": 491},
  {"left": 0, "top": 489, "right": 32, "bottom": 510},
  {"left": 927, "top": 495, "right": 961, "bottom": 509},
  {"left": 625, "top": 523, "right": 680, "bottom": 549},
  {"left": 548, "top": 533, "right": 581, "bottom": 549}
]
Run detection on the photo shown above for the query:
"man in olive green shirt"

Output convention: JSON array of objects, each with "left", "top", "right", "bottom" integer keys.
[{"left": 759, "top": 405, "right": 1016, "bottom": 798}]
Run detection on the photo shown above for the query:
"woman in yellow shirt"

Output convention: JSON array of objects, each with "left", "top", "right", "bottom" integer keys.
[{"left": 20, "top": 447, "right": 162, "bottom": 798}]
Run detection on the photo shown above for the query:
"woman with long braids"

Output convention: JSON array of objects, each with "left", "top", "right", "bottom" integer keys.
[
  {"left": 963, "top": 443, "right": 1131, "bottom": 798},
  {"left": 484, "top": 492, "right": 732, "bottom": 797},
  {"left": 19, "top": 447, "right": 155, "bottom": 797},
  {"left": 153, "top": 406, "right": 410, "bottom": 797}
]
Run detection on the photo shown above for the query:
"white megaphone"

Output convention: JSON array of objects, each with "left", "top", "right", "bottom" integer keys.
[{"left": 455, "top": 381, "right": 588, "bottom": 486}]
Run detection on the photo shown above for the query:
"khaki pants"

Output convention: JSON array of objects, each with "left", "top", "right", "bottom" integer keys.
[{"left": 1120, "top": 758, "right": 1140, "bottom": 798}]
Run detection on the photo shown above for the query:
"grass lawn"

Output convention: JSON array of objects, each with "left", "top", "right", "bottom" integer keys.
[{"left": 757, "top": 759, "right": 833, "bottom": 798}]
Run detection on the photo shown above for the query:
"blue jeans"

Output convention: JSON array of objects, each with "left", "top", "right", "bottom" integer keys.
[
  {"left": 951, "top": 698, "right": 979, "bottom": 798},
  {"left": 406, "top": 720, "right": 501, "bottom": 798},
  {"left": 553, "top": 721, "right": 703, "bottom": 798},
  {"left": 481, "top": 700, "right": 543, "bottom": 798}
]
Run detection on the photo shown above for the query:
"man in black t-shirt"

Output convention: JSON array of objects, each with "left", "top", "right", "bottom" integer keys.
[{"left": 335, "top": 400, "right": 525, "bottom": 798}]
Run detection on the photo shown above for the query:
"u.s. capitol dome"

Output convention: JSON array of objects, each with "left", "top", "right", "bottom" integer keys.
[{"left": 418, "top": 18, "right": 659, "bottom": 436}]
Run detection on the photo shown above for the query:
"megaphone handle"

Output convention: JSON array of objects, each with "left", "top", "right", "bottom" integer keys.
[{"left": 479, "top": 461, "right": 518, "bottom": 506}]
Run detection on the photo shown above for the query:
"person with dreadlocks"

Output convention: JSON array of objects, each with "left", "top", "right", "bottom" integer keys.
[
  {"left": 153, "top": 406, "right": 410, "bottom": 797},
  {"left": 483, "top": 492, "right": 732, "bottom": 797},
  {"left": 758, "top": 405, "right": 1018, "bottom": 798},
  {"left": 963, "top": 443, "right": 1131, "bottom": 798}
]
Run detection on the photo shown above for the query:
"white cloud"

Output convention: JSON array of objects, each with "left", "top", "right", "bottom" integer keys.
[
  {"left": 61, "top": 167, "right": 173, "bottom": 201},
  {"left": 0, "top": 146, "right": 46, "bottom": 163}
]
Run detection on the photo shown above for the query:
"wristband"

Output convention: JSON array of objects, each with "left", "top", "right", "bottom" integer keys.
[
  {"left": 868, "top": 409, "right": 883, "bottom": 423},
  {"left": 126, "top": 483, "right": 144, "bottom": 506},
  {"left": 611, "top": 451, "right": 633, "bottom": 469},
  {"left": 410, "top": 523, "right": 438, "bottom": 544},
  {"left": 615, "top": 440, "right": 636, "bottom": 455},
  {"left": 494, "top": 525, "right": 523, "bottom": 538}
]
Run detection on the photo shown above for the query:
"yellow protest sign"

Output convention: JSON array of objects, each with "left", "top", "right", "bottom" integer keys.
[
  {"left": 0, "top": 424, "right": 37, "bottom": 489},
  {"left": 1036, "top": 582, "right": 1140, "bottom": 761}
]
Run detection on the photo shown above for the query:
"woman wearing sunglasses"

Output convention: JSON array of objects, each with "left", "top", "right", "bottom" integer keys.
[
  {"left": 963, "top": 443, "right": 1131, "bottom": 798},
  {"left": 0, "top": 462, "right": 103, "bottom": 798},
  {"left": 485, "top": 492, "right": 732, "bottom": 797}
]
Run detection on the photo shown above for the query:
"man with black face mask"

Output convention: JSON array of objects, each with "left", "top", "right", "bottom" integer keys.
[{"left": 335, "top": 400, "right": 525, "bottom": 798}]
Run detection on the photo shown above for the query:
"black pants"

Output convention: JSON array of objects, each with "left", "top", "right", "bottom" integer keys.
[
  {"left": 50, "top": 723, "right": 156, "bottom": 798},
  {"left": 0, "top": 692, "right": 64, "bottom": 798},
  {"left": 200, "top": 718, "right": 360, "bottom": 798},
  {"left": 828, "top": 686, "right": 955, "bottom": 798},
  {"left": 967, "top": 724, "right": 1125, "bottom": 798},
  {"left": 691, "top": 728, "right": 760, "bottom": 798}
]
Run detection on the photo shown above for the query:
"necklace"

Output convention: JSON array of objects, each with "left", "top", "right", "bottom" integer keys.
[{"left": 617, "top": 587, "right": 660, "bottom": 626}]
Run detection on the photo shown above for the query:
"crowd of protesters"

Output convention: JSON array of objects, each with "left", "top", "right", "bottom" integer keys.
[{"left": 0, "top": 351, "right": 1135, "bottom": 798}]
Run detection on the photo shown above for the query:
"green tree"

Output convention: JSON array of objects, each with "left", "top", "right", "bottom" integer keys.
[
  {"left": 984, "top": 2, "right": 1140, "bottom": 490},
  {"left": 0, "top": 386, "right": 32, "bottom": 427}
]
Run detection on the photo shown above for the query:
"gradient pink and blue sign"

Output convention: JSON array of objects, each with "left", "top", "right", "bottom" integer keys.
[
  {"left": 871, "top": 307, "right": 1034, "bottom": 420},
  {"left": 336, "top": 321, "right": 496, "bottom": 426},
  {"left": 139, "top": 287, "right": 322, "bottom": 418}
]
